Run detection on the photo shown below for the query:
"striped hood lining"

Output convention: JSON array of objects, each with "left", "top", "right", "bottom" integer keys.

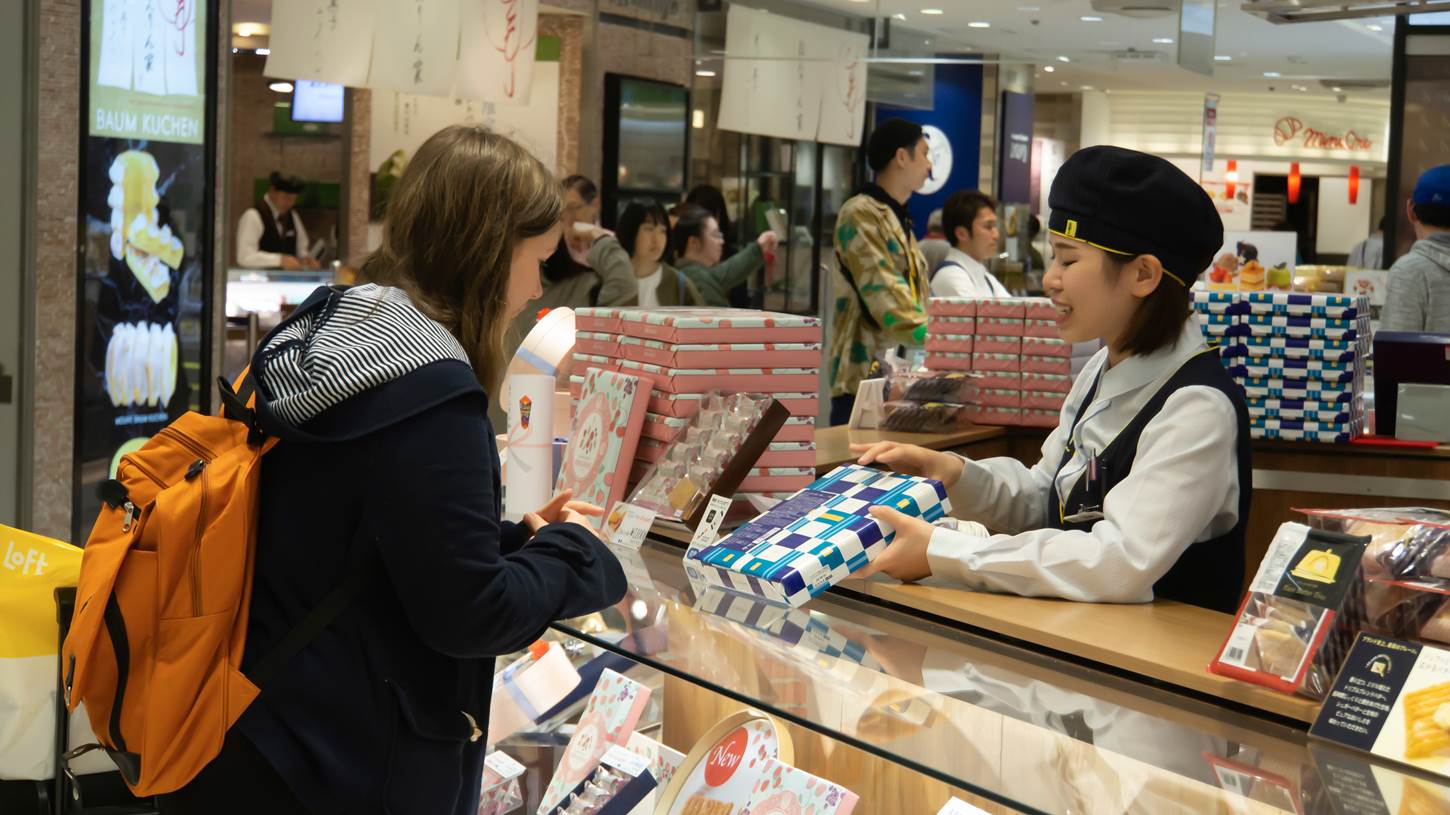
[{"left": 254, "top": 284, "right": 471, "bottom": 430}]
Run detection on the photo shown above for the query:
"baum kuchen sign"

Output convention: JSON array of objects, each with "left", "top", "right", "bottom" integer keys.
[{"left": 1273, "top": 116, "right": 1375, "bottom": 152}]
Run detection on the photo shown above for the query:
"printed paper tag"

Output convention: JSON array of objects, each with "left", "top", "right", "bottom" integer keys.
[
  {"left": 600, "top": 743, "right": 650, "bottom": 777},
  {"left": 604, "top": 503, "right": 656, "bottom": 551},
  {"left": 690, "top": 494, "right": 733, "bottom": 550},
  {"left": 484, "top": 750, "right": 526, "bottom": 782},
  {"left": 936, "top": 798, "right": 992, "bottom": 815}
]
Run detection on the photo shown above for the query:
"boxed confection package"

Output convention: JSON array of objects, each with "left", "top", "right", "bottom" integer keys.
[
  {"left": 1231, "top": 357, "right": 1358, "bottom": 383},
  {"left": 927, "top": 297, "right": 977, "bottom": 317},
  {"left": 1023, "top": 297, "right": 1058, "bottom": 320},
  {"left": 970, "top": 371, "right": 1020, "bottom": 391},
  {"left": 926, "top": 352, "right": 974, "bottom": 371},
  {"left": 1022, "top": 336, "right": 1071, "bottom": 357},
  {"left": 1235, "top": 336, "right": 1362, "bottom": 363},
  {"left": 536, "top": 669, "right": 653, "bottom": 813},
  {"left": 925, "top": 334, "right": 976, "bottom": 354},
  {"left": 739, "top": 760, "right": 859, "bottom": 815},
  {"left": 576, "top": 307, "right": 625, "bottom": 334},
  {"left": 973, "top": 352, "right": 1021, "bottom": 372},
  {"left": 1210, "top": 522, "right": 1370, "bottom": 699},
  {"left": 931, "top": 315, "right": 977, "bottom": 334},
  {"left": 685, "top": 465, "right": 950, "bottom": 607},
  {"left": 978, "top": 298, "right": 1029, "bottom": 319},
  {"left": 1244, "top": 314, "right": 1367, "bottom": 342},
  {"left": 576, "top": 331, "right": 621, "bottom": 357},
  {"left": 618, "top": 360, "right": 819, "bottom": 394},
  {"left": 969, "top": 406, "right": 1021, "bottom": 425},
  {"left": 974, "top": 335, "right": 1022, "bottom": 355},
  {"left": 1022, "top": 372, "right": 1072, "bottom": 393},
  {"left": 1024, "top": 318, "right": 1061, "bottom": 338},
  {"left": 1245, "top": 291, "right": 1365, "bottom": 319},
  {"left": 881, "top": 401, "right": 973, "bottom": 433},
  {"left": 1247, "top": 397, "right": 1360, "bottom": 424},
  {"left": 1020, "top": 408, "right": 1059, "bottom": 427},
  {"left": 1022, "top": 355, "right": 1072, "bottom": 375},
  {"left": 617, "top": 336, "right": 822, "bottom": 369},
  {"left": 977, "top": 316, "right": 1026, "bottom": 337},
  {"left": 1022, "top": 391, "right": 1067, "bottom": 411},
  {"left": 977, "top": 388, "right": 1021, "bottom": 409},
  {"left": 1240, "top": 376, "right": 1357, "bottom": 403},
  {"left": 888, "top": 370, "right": 980, "bottom": 403},
  {"left": 614, "top": 307, "right": 823, "bottom": 344}
]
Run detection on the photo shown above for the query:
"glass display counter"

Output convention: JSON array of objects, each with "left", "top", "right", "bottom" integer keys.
[{"left": 516, "top": 538, "right": 1450, "bottom": 814}]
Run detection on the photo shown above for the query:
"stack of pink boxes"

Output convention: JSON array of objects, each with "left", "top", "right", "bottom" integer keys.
[
  {"left": 923, "top": 297, "right": 1072, "bottom": 427},
  {"left": 571, "top": 307, "right": 823, "bottom": 495}
]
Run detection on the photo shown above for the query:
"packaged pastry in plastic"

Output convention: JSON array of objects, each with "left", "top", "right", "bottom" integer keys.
[
  {"left": 880, "top": 401, "right": 973, "bottom": 433},
  {"left": 627, "top": 392, "right": 788, "bottom": 527},
  {"left": 888, "top": 370, "right": 979, "bottom": 404},
  {"left": 1210, "top": 522, "right": 1369, "bottom": 699},
  {"left": 1300, "top": 507, "right": 1450, "bottom": 580}
]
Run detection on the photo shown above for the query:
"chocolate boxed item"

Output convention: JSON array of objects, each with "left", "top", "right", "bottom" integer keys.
[
  {"left": 1245, "top": 291, "right": 1365, "bottom": 320},
  {"left": 924, "top": 334, "right": 975, "bottom": 354},
  {"left": 974, "top": 335, "right": 1022, "bottom": 355},
  {"left": 972, "top": 352, "right": 1021, "bottom": 372},
  {"left": 880, "top": 401, "right": 973, "bottom": 433},
  {"left": 1302, "top": 508, "right": 1450, "bottom": 581},
  {"left": 924, "top": 352, "right": 973, "bottom": 371},
  {"left": 604, "top": 307, "right": 823, "bottom": 344},
  {"left": 977, "top": 316, "right": 1026, "bottom": 337},
  {"left": 888, "top": 370, "right": 979, "bottom": 403},
  {"left": 684, "top": 464, "right": 950, "bottom": 607},
  {"left": 927, "top": 297, "right": 977, "bottom": 317},
  {"left": 536, "top": 669, "right": 652, "bottom": 813},
  {"left": 541, "top": 747, "right": 659, "bottom": 815},
  {"left": 627, "top": 392, "right": 789, "bottom": 526},
  {"left": 1210, "top": 522, "right": 1370, "bottom": 699}
]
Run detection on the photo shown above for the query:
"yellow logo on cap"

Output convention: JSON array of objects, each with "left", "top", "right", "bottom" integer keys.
[{"left": 1065, "top": 220, "right": 1079, "bottom": 238}]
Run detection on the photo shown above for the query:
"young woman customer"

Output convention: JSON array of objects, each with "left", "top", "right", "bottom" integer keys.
[
  {"left": 158, "top": 126, "right": 628, "bottom": 815},
  {"left": 586, "top": 200, "right": 706, "bottom": 306},
  {"left": 854, "top": 146, "right": 1251, "bottom": 614},
  {"left": 672, "top": 204, "right": 779, "bottom": 307}
]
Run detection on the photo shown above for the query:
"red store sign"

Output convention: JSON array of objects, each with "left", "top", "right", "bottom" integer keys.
[{"left": 1273, "top": 117, "right": 1374, "bottom": 152}]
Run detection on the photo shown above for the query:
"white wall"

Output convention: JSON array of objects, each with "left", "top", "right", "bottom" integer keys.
[
  {"left": 1316, "top": 177, "right": 1374, "bottom": 255},
  {"left": 1079, "top": 91, "right": 1111, "bottom": 149}
]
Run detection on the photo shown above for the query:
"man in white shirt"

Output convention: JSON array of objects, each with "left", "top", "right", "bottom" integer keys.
[
  {"left": 236, "top": 172, "right": 318, "bottom": 270},
  {"left": 930, "top": 190, "right": 1010, "bottom": 298}
]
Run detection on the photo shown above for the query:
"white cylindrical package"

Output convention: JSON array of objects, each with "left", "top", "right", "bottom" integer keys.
[{"left": 504, "top": 374, "right": 556, "bottom": 522}]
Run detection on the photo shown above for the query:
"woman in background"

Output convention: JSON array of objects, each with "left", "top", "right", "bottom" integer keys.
[{"left": 587, "top": 200, "right": 705, "bottom": 307}]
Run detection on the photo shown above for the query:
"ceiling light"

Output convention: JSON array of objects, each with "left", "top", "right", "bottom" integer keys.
[
  {"left": 1367, "top": 23, "right": 1383, "bottom": 31},
  {"left": 1081, "top": 15, "right": 1103, "bottom": 21},
  {"left": 1153, "top": 37, "right": 1175, "bottom": 44},
  {"left": 921, "top": 8, "right": 944, "bottom": 14},
  {"left": 968, "top": 21, "right": 991, "bottom": 28},
  {"left": 1060, "top": 81, "right": 1069, "bottom": 86},
  {"left": 696, "top": 69, "right": 716, "bottom": 77},
  {"left": 1081, "top": 85, "right": 1095, "bottom": 90},
  {"left": 1332, "top": 85, "right": 1343, "bottom": 92},
  {"left": 893, "top": 13, "right": 907, "bottom": 20},
  {"left": 1264, "top": 71, "right": 1281, "bottom": 77},
  {"left": 1215, "top": 55, "right": 1231, "bottom": 61},
  {"left": 269, "top": 81, "right": 294, "bottom": 94},
  {"left": 1057, "top": 55, "right": 1070, "bottom": 62},
  {"left": 1043, "top": 65, "right": 1055, "bottom": 72},
  {"left": 908, "top": 70, "right": 924, "bottom": 76},
  {"left": 692, "top": 109, "right": 705, "bottom": 128},
  {"left": 255, "top": 47, "right": 271, "bottom": 56}
]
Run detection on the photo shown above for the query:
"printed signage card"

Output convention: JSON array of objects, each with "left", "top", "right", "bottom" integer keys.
[{"left": 1312, "top": 632, "right": 1450, "bottom": 780}]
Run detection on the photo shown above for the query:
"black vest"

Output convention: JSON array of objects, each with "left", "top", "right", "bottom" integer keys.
[
  {"left": 256, "top": 201, "right": 299, "bottom": 257},
  {"left": 1047, "top": 350, "right": 1251, "bottom": 614}
]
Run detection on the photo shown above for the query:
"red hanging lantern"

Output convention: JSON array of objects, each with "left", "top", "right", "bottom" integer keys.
[
  {"left": 1225, "top": 159, "right": 1238, "bottom": 199},
  {"left": 1349, "top": 165, "right": 1360, "bottom": 205},
  {"left": 1288, "top": 162, "right": 1302, "bottom": 205}
]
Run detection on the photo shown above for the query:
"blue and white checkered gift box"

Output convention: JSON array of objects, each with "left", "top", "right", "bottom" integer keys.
[
  {"left": 1244, "top": 291, "right": 1366, "bottom": 319},
  {"left": 1247, "top": 396, "right": 1361, "bottom": 424},
  {"left": 684, "top": 465, "right": 950, "bottom": 608},
  {"left": 696, "top": 588, "right": 874, "bottom": 667}
]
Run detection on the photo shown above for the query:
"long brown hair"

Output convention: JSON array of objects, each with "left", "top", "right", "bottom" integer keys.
[{"left": 362, "top": 125, "right": 562, "bottom": 390}]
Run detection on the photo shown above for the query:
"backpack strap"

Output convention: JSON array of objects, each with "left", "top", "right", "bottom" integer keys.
[
  {"left": 246, "top": 557, "right": 379, "bottom": 688},
  {"left": 930, "top": 259, "right": 965, "bottom": 284},
  {"left": 218, "top": 369, "right": 266, "bottom": 446}
]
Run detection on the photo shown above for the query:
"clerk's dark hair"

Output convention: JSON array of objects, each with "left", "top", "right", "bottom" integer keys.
[
  {"left": 1106, "top": 255, "right": 1192, "bottom": 357},
  {"left": 617, "top": 200, "right": 674, "bottom": 263},
  {"left": 362, "top": 125, "right": 562, "bottom": 391}
]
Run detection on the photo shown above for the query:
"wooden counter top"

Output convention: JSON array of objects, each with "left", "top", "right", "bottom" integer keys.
[
  {"left": 814, "top": 424, "right": 1008, "bottom": 473},
  {"left": 837, "top": 578, "right": 1321, "bottom": 724}
]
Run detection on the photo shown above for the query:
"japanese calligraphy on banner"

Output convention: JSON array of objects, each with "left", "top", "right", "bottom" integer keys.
[
  {"left": 265, "top": 0, "right": 376, "bottom": 87},
  {"left": 457, "top": 0, "right": 540, "bottom": 104},
  {"left": 369, "top": 0, "right": 461, "bottom": 97},
  {"left": 89, "top": 0, "right": 206, "bottom": 143},
  {"left": 718, "top": 5, "right": 869, "bottom": 146}
]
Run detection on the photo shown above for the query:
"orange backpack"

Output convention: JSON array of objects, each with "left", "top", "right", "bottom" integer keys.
[{"left": 60, "top": 373, "right": 365, "bottom": 795}]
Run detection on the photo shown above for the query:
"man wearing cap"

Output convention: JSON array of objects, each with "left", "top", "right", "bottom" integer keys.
[
  {"left": 827, "top": 118, "right": 933, "bottom": 425},
  {"left": 236, "top": 171, "right": 318, "bottom": 270},
  {"left": 1384, "top": 165, "right": 1450, "bottom": 333},
  {"left": 849, "top": 146, "right": 1251, "bottom": 614}
]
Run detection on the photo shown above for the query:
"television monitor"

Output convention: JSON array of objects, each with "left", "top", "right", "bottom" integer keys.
[
  {"left": 291, "top": 80, "right": 345, "bottom": 123},
  {"left": 1373, "top": 331, "right": 1450, "bottom": 436}
]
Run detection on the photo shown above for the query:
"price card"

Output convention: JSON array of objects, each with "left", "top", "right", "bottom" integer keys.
[
  {"left": 936, "top": 797, "right": 991, "bottom": 815},
  {"left": 690, "top": 494, "right": 733, "bottom": 550},
  {"left": 601, "top": 743, "right": 651, "bottom": 777},
  {"left": 603, "top": 503, "right": 656, "bottom": 551},
  {"left": 483, "top": 750, "right": 526, "bottom": 782}
]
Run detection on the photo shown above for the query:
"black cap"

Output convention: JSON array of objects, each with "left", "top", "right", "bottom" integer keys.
[
  {"left": 269, "top": 171, "right": 306, "bottom": 194},
  {"left": 1047, "top": 146, "right": 1222, "bottom": 286},
  {"left": 867, "top": 118, "right": 925, "bottom": 173}
]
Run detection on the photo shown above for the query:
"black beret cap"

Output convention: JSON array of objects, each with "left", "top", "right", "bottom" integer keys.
[
  {"left": 1048, "top": 146, "right": 1222, "bottom": 286},
  {"left": 867, "top": 118, "right": 925, "bottom": 173},
  {"left": 269, "top": 171, "right": 306, "bottom": 194}
]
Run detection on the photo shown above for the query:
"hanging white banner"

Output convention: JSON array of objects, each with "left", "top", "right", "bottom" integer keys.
[{"left": 457, "top": 0, "right": 541, "bottom": 103}]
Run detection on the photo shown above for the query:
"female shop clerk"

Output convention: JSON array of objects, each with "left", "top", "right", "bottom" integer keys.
[{"left": 853, "top": 146, "right": 1251, "bottom": 614}]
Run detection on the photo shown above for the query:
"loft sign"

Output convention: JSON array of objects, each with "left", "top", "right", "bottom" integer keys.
[{"left": 1273, "top": 117, "right": 1374, "bottom": 152}]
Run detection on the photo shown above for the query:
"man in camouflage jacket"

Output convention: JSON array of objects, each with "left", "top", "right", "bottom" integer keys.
[{"left": 829, "top": 118, "right": 934, "bottom": 424}]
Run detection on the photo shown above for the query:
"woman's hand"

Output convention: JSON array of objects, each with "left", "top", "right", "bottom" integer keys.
[
  {"left": 525, "top": 490, "right": 605, "bottom": 535},
  {"left": 757, "top": 230, "right": 780, "bottom": 254},
  {"left": 850, "top": 442, "right": 965, "bottom": 488},
  {"left": 860, "top": 506, "right": 935, "bottom": 583}
]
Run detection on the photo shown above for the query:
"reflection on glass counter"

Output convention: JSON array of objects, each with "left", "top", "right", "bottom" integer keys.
[{"left": 495, "top": 538, "right": 1450, "bottom": 814}]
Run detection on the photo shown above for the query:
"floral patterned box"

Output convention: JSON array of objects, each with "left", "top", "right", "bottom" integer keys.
[
  {"left": 556, "top": 369, "right": 650, "bottom": 515},
  {"left": 535, "top": 669, "right": 652, "bottom": 814},
  {"left": 739, "top": 760, "right": 859, "bottom": 815}
]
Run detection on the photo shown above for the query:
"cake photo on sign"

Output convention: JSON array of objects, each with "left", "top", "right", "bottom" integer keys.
[
  {"left": 658, "top": 711, "right": 793, "bottom": 815},
  {"left": 555, "top": 369, "right": 649, "bottom": 517}
]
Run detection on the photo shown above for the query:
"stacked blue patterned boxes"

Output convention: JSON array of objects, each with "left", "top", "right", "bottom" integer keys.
[
  {"left": 1193, "top": 292, "right": 1370, "bottom": 443},
  {"left": 684, "top": 465, "right": 950, "bottom": 607}
]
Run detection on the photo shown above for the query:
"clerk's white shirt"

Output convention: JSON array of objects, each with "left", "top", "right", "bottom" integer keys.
[
  {"left": 922, "top": 316, "right": 1241, "bottom": 603},
  {"left": 235, "top": 195, "right": 311, "bottom": 269},
  {"left": 929, "top": 247, "right": 1011, "bottom": 298}
]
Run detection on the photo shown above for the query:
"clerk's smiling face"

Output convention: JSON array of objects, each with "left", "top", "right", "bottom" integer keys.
[{"left": 1043, "top": 236, "right": 1140, "bottom": 348}]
